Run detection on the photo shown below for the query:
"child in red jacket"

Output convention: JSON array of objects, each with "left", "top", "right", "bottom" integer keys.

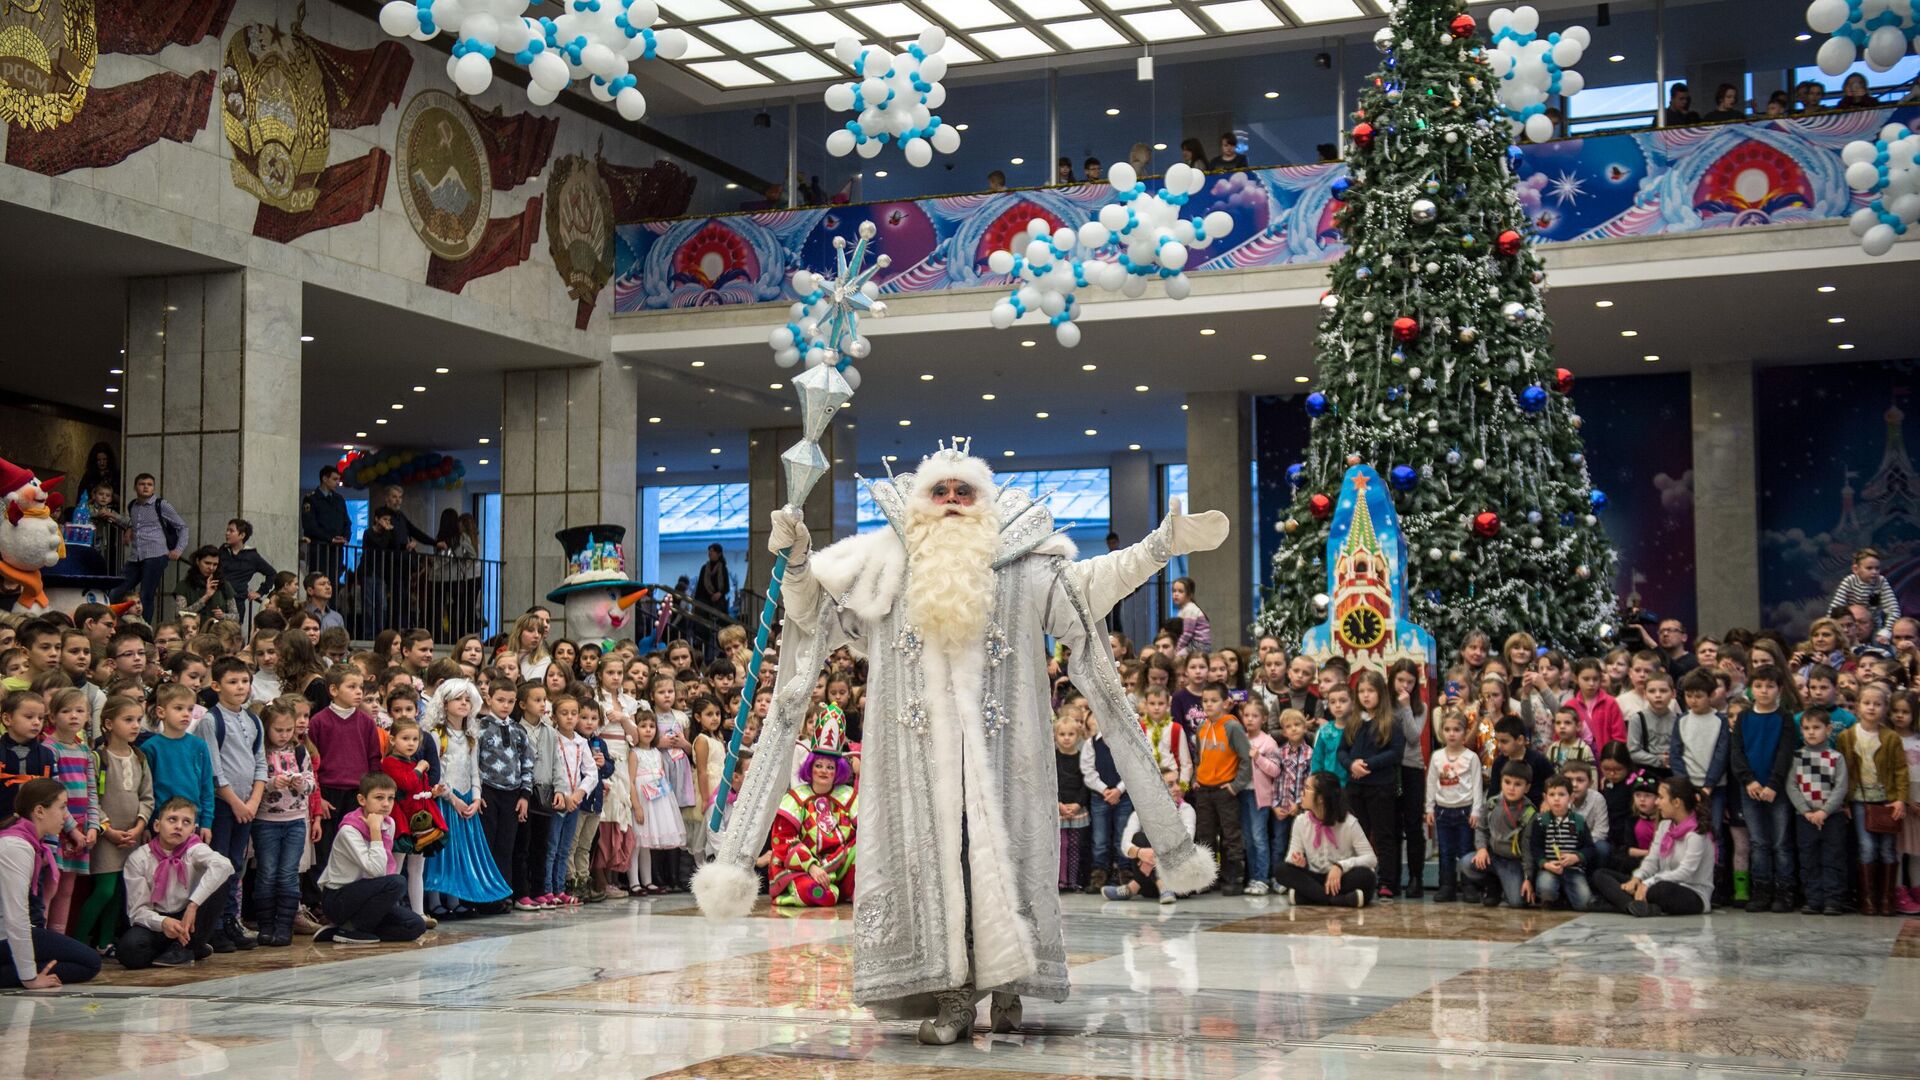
[{"left": 380, "top": 719, "right": 447, "bottom": 922}]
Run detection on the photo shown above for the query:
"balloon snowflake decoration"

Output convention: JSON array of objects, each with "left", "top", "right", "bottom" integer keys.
[
  {"left": 768, "top": 221, "right": 889, "bottom": 390},
  {"left": 823, "top": 28, "right": 961, "bottom": 167},
  {"left": 986, "top": 162, "right": 1233, "bottom": 347},
  {"left": 1487, "top": 6, "right": 1590, "bottom": 143},
  {"left": 1806, "top": 0, "right": 1920, "bottom": 75},
  {"left": 1844, "top": 122, "right": 1920, "bottom": 255},
  {"left": 377, "top": 0, "right": 688, "bottom": 120}
]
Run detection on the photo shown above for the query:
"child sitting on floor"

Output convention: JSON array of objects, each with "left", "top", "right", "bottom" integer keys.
[{"left": 116, "top": 797, "right": 235, "bottom": 969}]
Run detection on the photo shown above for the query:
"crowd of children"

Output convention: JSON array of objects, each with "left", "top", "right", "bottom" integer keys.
[{"left": 5, "top": 544, "right": 1920, "bottom": 989}]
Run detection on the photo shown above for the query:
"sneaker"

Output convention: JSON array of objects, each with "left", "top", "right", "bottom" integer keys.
[
  {"left": 330, "top": 929, "right": 381, "bottom": 946},
  {"left": 586, "top": 888, "right": 609, "bottom": 903},
  {"left": 292, "top": 907, "right": 323, "bottom": 935},
  {"left": 421, "top": 915, "right": 439, "bottom": 930},
  {"left": 1247, "top": 880, "right": 1270, "bottom": 896},
  {"left": 210, "top": 934, "right": 236, "bottom": 954},
  {"left": 513, "top": 897, "right": 541, "bottom": 911},
  {"left": 312, "top": 926, "right": 338, "bottom": 943},
  {"left": 1157, "top": 891, "right": 1177, "bottom": 905},
  {"left": 1102, "top": 884, "right": 1132, "bottom": 901},
  {"left": 193, "top": 941, "right": 215, "bottom": 961},
  {"left": 1378, "top": 885, "right": 1396, "bottom": 900},
  {"left": 563, "top": 893, "right": 583, "bottom": 906},
  {"left": 150, "top": 946, "right": 195, "bottom": 968}
]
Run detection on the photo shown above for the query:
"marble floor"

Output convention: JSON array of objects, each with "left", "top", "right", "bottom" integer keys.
[{"left": 10, "top": 893, "right": 1920, "bottom": 1079}]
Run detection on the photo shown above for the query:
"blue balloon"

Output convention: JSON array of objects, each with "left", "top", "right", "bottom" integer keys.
[
  {"left": 1389, "top": 464, "right": 1418, "bottom": 491},
  {"left": 1519, "top": 385, "right": 1548, "bottom": 412},
  {"left": 1330, "top": 176, "right": 1352, "bottom": 200},
  {"left": 1589, "top": 489, "right": 1608, "bottom": 512},
  {"left": 1305, "top": 392, "right": 1328, "bottom": 417}
]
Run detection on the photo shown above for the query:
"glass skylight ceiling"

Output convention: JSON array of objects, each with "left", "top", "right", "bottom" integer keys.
[{"left": 652, "top": 0, "right": 1397, "bottom": 88}]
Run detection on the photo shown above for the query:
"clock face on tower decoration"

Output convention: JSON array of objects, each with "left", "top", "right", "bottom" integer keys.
[{"left": 1298, "top": 465, "right": 1438, "bottom": 695}]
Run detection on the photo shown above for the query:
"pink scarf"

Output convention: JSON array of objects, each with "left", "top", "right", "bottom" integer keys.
[
  {"left": 0, "top": 818, "right": 56, "bottom": 897},
  {"left": 1305, "top": 810, "right": 1338, "bottom": 851},
  {"left": 148, "top": 833, "right": 203, "bottom": 898},
  {"left": 1656, "top": 814, "right": 1699, "bottom": 859},
  {"left": 339, "top": 807, "right": 399, "bottom": 875}
]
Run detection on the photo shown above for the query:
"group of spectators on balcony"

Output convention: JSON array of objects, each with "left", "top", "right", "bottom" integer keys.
[{"left": 1664, "top": 73, "right": 1904, "bottom": 126}]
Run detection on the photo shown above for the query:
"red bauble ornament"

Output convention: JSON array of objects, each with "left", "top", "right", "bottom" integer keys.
[
  {"left": 1392, "top": 316, "right": 1419, "bottom": 342},
  {"left": 1310, "top": 493, "right": 1334, "bottom": 520},
  {"left": 1352, "top": 122, "right": 1375, "bottom": 148},
  {"left": 1450, "top": 13, "right": 1477, "bottom": 39},
  {"left": 1472, "top": 511, "right": 1501, "bottom": 538},
  {"left": 1496, "top": 229, "right": 1524, "bottom": 256},
  {"left": 1555, "top": 367, "right": 1575, "bottom": 393}
]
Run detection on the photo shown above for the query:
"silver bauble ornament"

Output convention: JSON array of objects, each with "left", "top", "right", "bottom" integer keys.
[{"left": 1410, "top": 198, "right": 1438, "bottom": 224}]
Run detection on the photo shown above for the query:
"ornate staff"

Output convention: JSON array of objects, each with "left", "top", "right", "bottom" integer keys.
[{"left": 711, "top": 222, "right": 887, "bottom": 831}]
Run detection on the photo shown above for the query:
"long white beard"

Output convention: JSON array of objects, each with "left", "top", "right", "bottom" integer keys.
[{"left": 904, "top": 501, "right": 1000, "bottom": 653}]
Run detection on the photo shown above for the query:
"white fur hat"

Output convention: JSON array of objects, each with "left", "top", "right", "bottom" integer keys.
[{"left": 908, "top": 438, "right": 997, "bottom": 503}]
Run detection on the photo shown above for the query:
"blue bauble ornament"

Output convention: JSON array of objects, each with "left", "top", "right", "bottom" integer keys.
[
  {"left": 1559, "top": 510, "right": 1577, "bottom": 527},
  {"left": 1387, "top": 386, "right": 1402, "bottom": 401},
  {"left": 1519, "top": 385, "right": 1548, "bottom": 412},
  {"left": 1330, "top": 176, "right": 1352, "bottom": 200},
  {"left": 1425, "top": 590, "right": 1443, "bottom": 605},
  {"left": 1506, "top": 145, "right": 1525, "bottom": 169},
  {"left": 1389, "top": 464, "right": 1418, "bottom": 491},
  {"left": 1305, "top": 392, "right": 1328, "bottom": 417},
  {"left": 1287, "top": 462, "right": 1305, "bottom": 486},
  {"left": 1589, "top": 489, "right": 1609, "bottom": 512}
]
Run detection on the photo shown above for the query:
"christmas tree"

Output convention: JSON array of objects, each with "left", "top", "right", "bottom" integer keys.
[{"left": 1257, "top": 0, "right": 1618, "bottom": 654}]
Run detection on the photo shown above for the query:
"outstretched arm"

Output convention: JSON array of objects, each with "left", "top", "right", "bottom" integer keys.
[{"left": 1059, "top": 508, "right": 1230, "bottom": 620}]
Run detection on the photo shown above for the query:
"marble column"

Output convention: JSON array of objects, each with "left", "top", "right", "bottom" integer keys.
[
  {"left": 1185, "top": 392, "right": 1255, "bottom": 647},
  {"left": 746, "top": 421, "right": 856, "bottom": 601},
  {"left": 123, "top": 270, "right": 302, "bottom": 577},
  {"left": 499, "top": 359, "right": 639, "bottom": 617},
  {"left": 1690, "top": 362, "right": 1760, "bottom": 634}
]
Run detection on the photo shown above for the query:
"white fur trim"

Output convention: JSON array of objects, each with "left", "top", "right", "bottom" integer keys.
[
  {"left": 692, "top": 860, "right": 760, "bottom": 920},
  {"left": 908, "top": 453, "right": 997, "bottom": 504},
  {"left": 1029, "top": 532, "right": 1077, "bottom": 561},
  {"left": 1157, "top": 843, "right": 1219, "bottom": 896},
  {"left": 811, "top": 528, "right": 908, "bottom": 625}
]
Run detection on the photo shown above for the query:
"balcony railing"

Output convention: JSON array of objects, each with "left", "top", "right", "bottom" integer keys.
[
  {"left": 300, "top": 542, "right": 501, "bottom": 644},
  {"left": 613, "top": 105, "right": 1919, "bottom": 315}
]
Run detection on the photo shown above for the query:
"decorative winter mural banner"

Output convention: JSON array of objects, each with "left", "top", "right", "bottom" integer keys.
[
  {"left": 614, "top": 106, "right": 1918, "bottom": 313},
  {"left": 1296, "top": 464, "right": 1440, "bottom": 687}
]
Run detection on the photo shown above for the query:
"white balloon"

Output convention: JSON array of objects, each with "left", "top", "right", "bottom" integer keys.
[
  {"left": 990, "top": 302, "right": 1017, "bottom": 328},
  {"left": 1016, "top": 286, "right": 1041, "bottom": 310},
  {"left": 846, "top": 336, "right": 870, "bottom": 360},
  {"left": 834, "top": 37, "right": 862, "bottom": 64},
  {"left": 1121, "top": 275, "right": 1148, "bottom": 298},
  {"left": 826, "top": 128, "right": 856, "bottom": 156},
  {"left": 1164, "top": 273, "right": 1191, "bottom": 300},
  {"left": 859, "top": 77, "right": 887, "bottom": 104},
  {"left": 843, "top": 366, "right": 862, "bottom": 391},
  {"left": 1108, "top": 162, "right": 1137, "bottom": 191},
  {"left": 1847, "top": 160, "right": 1884, "bottom": 191},
  {"left": 1203, "top": 210, "right": 1233, "bottom": 239},
  {"left": 1808, "top": 0, "right": 1848, "bottom": 31},
  {"left": 1099, "top": 204, "right": 1128, "bottom": 232},
  {"left": 1559, "top": 70, "right": 1584, "bottom": 96},
  {"left": 1863, "top": 223, "right": 1898, "bottom": 256},
  {"left": 1164, "top": 162, "right": 1190, "bottom": 192},
  {"left": 1040, "top": 291, "right": 1067, "bottom": 317},
  {"left": 918, "top": 25, "right": 946, "bottom": 54},
  {"left": 1817, "top": 35, "right": 1858, "bottom": 76},
  {"left": 824, "top": 83, "right": 855, "bottom": 111},
  {"left": 856, "top": 137, "right": 883, "bottom": 158},
  {"left": 1078, "top": 222, "right": 1110, "bottom": 249},
  {"left": 1054, "top": 321, "right": 1081, "bottom": 348},
  {"left": 919, "top": 54, "right": 947, "bottom": 83},
  {"left": 453, "top": 51, "right": 493, "bottom": 95},
  {"left": 1025, "top": 239, "right": 1052, "bottom": 265},
  {"left": 1511, "top": 6, "right": 1538, "bottom": 33},
  {"left": 904, "top": 137, "right": 932, "bottom": 167},
  {"left": 1488, "top": 7, "right": 1512, "bottom": 32},
  {"left": 775, "top": 348, "right": 800, "bottom": 368},
  {"left": 770, "top": 327, "right": 795, "bottom": 350},
  {"left": 616, "top": 86, "right": 647, "bottom": 121},
  {"left": 379, "top": 1, "right": 418, "bottom": 36},
  {"left": 987, "top": 250, "right": 1015, "bottom": 275},
  {"left": 1525, "top": 113, "right": 1555, "bottom": 143},
  {"left": 526, "top": 80, "right": 559, "bottom": 106},
  {"left": 1097, "top": 260, "right": 1127, "bottom": 291},
  {"left": 589, "top": 76, "right": 613, "bottom": 101},
  {"left": 1867, "top": 24, "right": 1908, "bottom": 70},
  {"left": 1158, "top": 243, "right": 1187, "bottom": 271},
  {"left": 930, "top": 124, "right": 960, "bottom": 154},
  {"left": 923, "top": 83, "right": 946, "bottom": 109},
  {"left": 1551, "top": 38, "right": 1583, "bottom": 67},
  {"left": 654, "top": 29, "right": 689, "bottom": 60},
  {"left": 583, "top": 42, "right": 622, "bottom": 79},
  {"left": 463, "top": 12, "right": 498, "bottom": 43}
]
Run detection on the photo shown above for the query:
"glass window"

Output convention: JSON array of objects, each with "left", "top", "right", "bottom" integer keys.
[
  {"left": 477, "top": 492, "right": 501, "bottom": 639},
  {"left": 650, "top": 483, "right": 751, "bottom": 599},
  {"left": 1795, "top": 57, "right": 1920, "bottom": 99}
]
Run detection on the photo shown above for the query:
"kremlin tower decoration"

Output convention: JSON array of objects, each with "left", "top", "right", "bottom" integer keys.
[{"left": 1298, "top": 465, "right": 1437, "bottom": 684}]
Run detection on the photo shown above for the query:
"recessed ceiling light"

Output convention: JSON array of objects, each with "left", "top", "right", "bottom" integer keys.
[
  {"left": 1035, "top": 411, "right": 1049, "bottom": 418},
  {"left": 1839, "top": 343, "right": 1856, "bottom": 350},
  {"left": 875, "top": 170, "right": 889, "bottom": 178},
  {"left": 920, "top": 373, "right": 934, "bottom": 381},
  {"left": 105, "top": 386, "right": 118, "bottom": 393},
  {"left": 1181, "top": 404, "right": 1189, "bottom": 411},
  {"left": 412, "top": 386, "right": 426, "bottom": 392},
  {"left": 1081, "top": 363, "right": 1097, "bottom": 371},
  {"left": 343, "top": 444, "right": 355, "bottom": 451},
  {"left": 981, "top": 393, "right": 996, "bottom": 400},
  {"left": 898, "top": 419, "right": 911, "bottom": 426},
  {"left": 1084, "top": 428, "right": 1098, "bottom": 436},
  {"left": 1795, "top": 32, "right": 1811, "bottom": 41},
  {"left": 1128, "top": 443, "right": 1141, "bottom": 451},
  {"left": 1134, "top": 384, "right": 1149, "bottom": 392},
  {"left": 655, "top": 465, "right": 668, "bottom": 473},
  {"left": 1153, "top": 142, "right": 1166, "bottom": 150},
  {"left": 1010, "top": 156, "right": 1025, "bottom": 165},
  {"left": 355, "top": 432, "right": 367, "bottom": 438},
  {"left": 1294, "top": 375, "right": 1310, "bottom": 383},
  {"left": 376, "top": 418, "right": 388, "bottom": 425},
  {"left": 102, "top": 403, "right": 115, "bottom": 409},
  {"left": 1020, "top": 340, "right": 1035, "bottom": 347},
  {"left": 1817, "top": 285, "right": 1837, "bottom": 293},
  {"left": 1199, "top": 328, "right": 1216, "bottom": 336},
  {"left": 1828, "top": 316, "right": 1846, "bottom": 324},
  {"left": 390, "top": 403, "right": 404, "bottom": 410},
  {"left": 300, "top": 335, "right": 314, "bottom": 342},
  {"left": 956, "top": 123, "right": 969, "bottom": 131},
  {"left": 1608, "top": 53, "right": 1625, "bottom": 62},
  {"left": 165, "top": 305, "right": 177, "bottom": 312},
  {"left": 1264, "top": 90, "right": 1278, "bottom": 99},
  {"left": 884, "top": 454, "right": 898, "bottom": 462},
  {"left": 725, "top": 183, "right": 739, "bottom": 190},
  {"left": 1003, "top": 450, "right": 1015, "bottom": 457},
  {"left": 109, "top": 368, "right": 123, "bottom": 375},
  {"left": 710, "top": 447, "right": 723, "bottom": 454},
  {"left": 691, "top": 360, "right": 706, "bottom": 367},
  {"left": 770, "top": 381, "right": 784, "bottom": 389},
  {"left": 1251, "top": 353, "right": 1267, "bottom": 361},
  {"left": 648, "top": 416, "right": 661, "bottom": 423},
  {"left": 1105, "top": 107, "right": 1119, "bottom": 116},
  {"left": 1593, "top": 300, "right": 1613, "bottom": 308},
  {"left": 477, "top": 458, "right": 489, "bottom": 466},
  {"left": 435, "top": 367, "right": 449, "bottom": 374},
  {"left": 1619, "top": 330, "right": 1638, "bottom": 337},
  {"left": 1643, "top": 355, "right": 1660, "bottom": 362}
]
